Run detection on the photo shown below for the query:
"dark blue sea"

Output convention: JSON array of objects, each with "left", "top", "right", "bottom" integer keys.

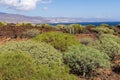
[{"left": 50, "top": 22, "right": 120, "bottom": 26}]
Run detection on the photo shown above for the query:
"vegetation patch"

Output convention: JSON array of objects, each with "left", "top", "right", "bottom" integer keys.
[
  {"left": 0, "top": 51, "right": 77, "bottom": 80},
  {"left": 90, "top": 34, "right": 120, "bottom": 58},
  {"left": 33, "top": 32, "right": 80, "bottom": 52},
  {"left": 0, "top": 40, "right": 63, "bottom": 67},
  {"left": 64, "top": 44, "right": 110, "bottom": 76}
]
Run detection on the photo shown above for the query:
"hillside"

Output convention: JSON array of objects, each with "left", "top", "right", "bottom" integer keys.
[{"left": 0, "top": 12, "right": 115, "bottom": 23}]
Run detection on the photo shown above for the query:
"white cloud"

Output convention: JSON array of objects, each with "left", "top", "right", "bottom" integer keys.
[{"left": 0, "top": 0, "right": 52, "bottom": 11}]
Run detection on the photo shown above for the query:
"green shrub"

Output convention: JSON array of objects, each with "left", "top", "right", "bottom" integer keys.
[
  {"left": 100, "top": 24, "right": 109, "bottom": 27},
  {"left": 15, "top": 23, "right": 22, "bottom": 27},
  {"left": 15, "top": 23, "right": 35, "bottom": 27},
  {"left": 56, "top": 24, "right": 66, "bottom": 29},
  {"left": 99, "top": 34, "right": 120, "bottom": 44},
  {"left": 37, "top": 24, "right": 51, "bottom": 28},
  {"left": 91, "top": 27, "right": 115, "bottom": 34},
  {"left": 37, "top": 24, "right": 56, "bottom": 29},
  {"left": 22, "top": 23, "right": 35, "bottom": 27},
  {"left": 22, "top": 29, "right": 40, "bottom": 38},
  {"left": 36, "top": 65, "right": 78, "bottom": 80},
  {"left": 80, "top": 38, "right": 94, "bottom": 45},
  {"left": 90, "top": 34, "right": 120, "bottom": 58},
  {"left": 0, "top": 22, "right": 7, "bottom": 27},
  {"left": 0, "top": 40, "right": 62, "bottom": 67},
  {"left": 0, "top": 51, "right": 39, "bottom": 80},
  {"left": 64, "top": 45, "right": 110, "bottom": 76},
  {"left": 0, "top": 51, "right": 77, "bottom": 80},
  {"left": 32, "top": 32, "right": 80, "bottom": 52}
]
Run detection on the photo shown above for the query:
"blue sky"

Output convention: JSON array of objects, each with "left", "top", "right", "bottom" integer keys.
[{"left": 0, "top": 0, "right": 120, "bottom": 20}]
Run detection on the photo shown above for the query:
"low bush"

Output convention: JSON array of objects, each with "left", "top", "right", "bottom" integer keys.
[
  {"left": 0, "top": 22, "right": 7, "bottom": 27},
  {"left": 56, "top": 24, "right": 66, "bottom": 29},
  {"left": 0, "top": 51, "right": 39, "bottom": 80},
  {"left": 37, "top": 24, "right": 52, "bottom": 28},
  {"left": 80, "top": 38, "right": 94, "bottom": 45},
  {"left": 0, "top": 51, "right": 77, "bottom": 80},
  {"left": 15, "top": 23, "right": 22, "bottom": 27},
  {"left": 36, "top": 65, "right": 78, "bottom": 80},
  {"left": 100, "top": 24, "right": 109, "bottom": 27},
  {"left": 22, "top": 23, "right": 35, "bottom": 27},
  {"left": 90, "top": 34, "right": 120, "bottom": 58},
  {"left": 32, "top": 32, "right": 80, "bottom": 52},
  {"left": 36, "top": 24, "right": 56, "bottom": 30},
  {"left": 64, "top": 45, "right": 110, "bottom": 76},
  {"left": 22, "top": 29, "right": 40, "bottom": 38},
  {"left": 99, "top": 34, "right": 120, "bottom": 44},
  {"left": 91, "top": 27, "right": 115, "bottom": 34},
  {"left": 0, "top": 40, "right": 62, "bottom": 67}
]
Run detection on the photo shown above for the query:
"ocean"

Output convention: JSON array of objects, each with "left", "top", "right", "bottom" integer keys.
[{"left": 50, "top": 22, "right": 120, "bottom": 26}]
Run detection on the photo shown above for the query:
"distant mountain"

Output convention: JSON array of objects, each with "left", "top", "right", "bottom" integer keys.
[
  {"left": 0, "top": 12, "right": 116, "bottom": 23},
  {"left": 0, "top": 12, "right": 49, "bottom": 23}
]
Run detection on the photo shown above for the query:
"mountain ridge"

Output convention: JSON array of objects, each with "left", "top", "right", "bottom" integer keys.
[{"left": 0, "top": 12, "right": 116, "bottom": 23}]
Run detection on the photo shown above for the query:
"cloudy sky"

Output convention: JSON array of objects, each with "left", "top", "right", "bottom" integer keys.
[{"left": 0, "top": 0, "right": 120, "bottom": 19}]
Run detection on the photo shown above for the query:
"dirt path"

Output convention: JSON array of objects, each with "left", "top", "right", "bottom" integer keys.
[
  {"left": 0, "top": 37, "right": 11, "bottom": 44},
  {"left": 0, "top": 37, "right": 28, "bottom": 45}
]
